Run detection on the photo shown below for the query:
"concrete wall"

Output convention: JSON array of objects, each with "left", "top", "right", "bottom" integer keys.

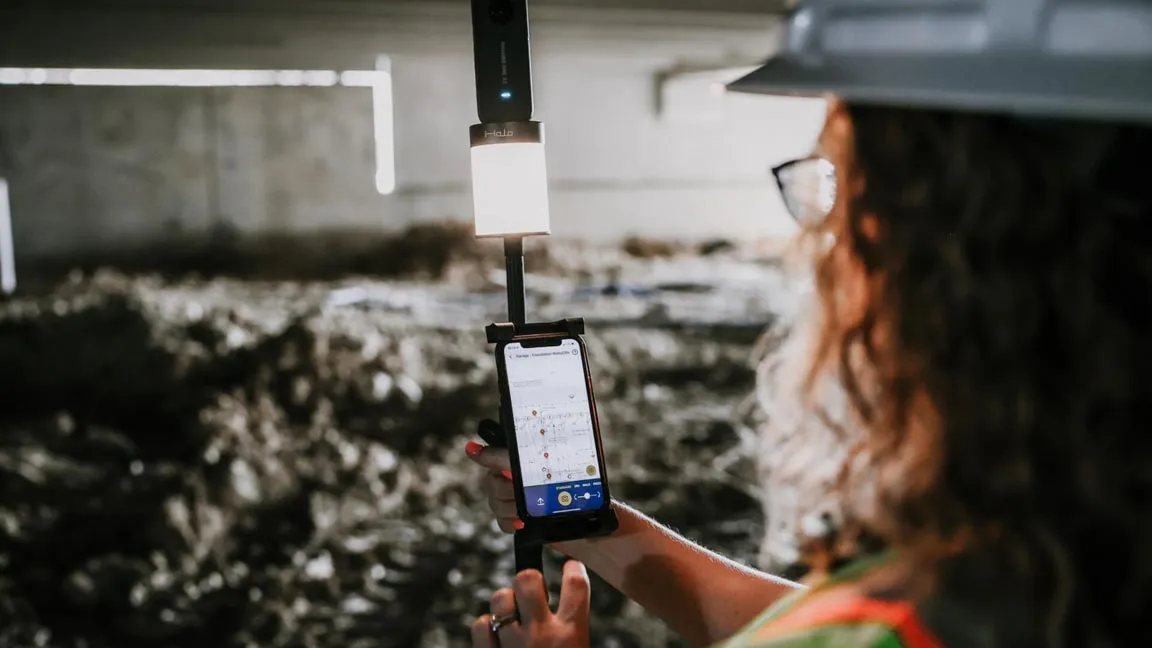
[{"left": 0, "top": 12, "right": 827, "bottom": 261}]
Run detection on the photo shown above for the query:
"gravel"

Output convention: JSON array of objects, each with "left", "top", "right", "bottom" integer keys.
[{"left": 0, "top": 242, "right": 819, "bottom": 648}]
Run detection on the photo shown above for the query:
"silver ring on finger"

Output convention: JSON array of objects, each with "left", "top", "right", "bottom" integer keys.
[{"left": 489, "top": 613, "right": 518, "bottom": 635}]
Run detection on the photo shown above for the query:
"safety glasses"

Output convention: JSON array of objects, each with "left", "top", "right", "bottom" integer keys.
[{"left": 771, "top": 156, "right": 837, "bottom": 226}]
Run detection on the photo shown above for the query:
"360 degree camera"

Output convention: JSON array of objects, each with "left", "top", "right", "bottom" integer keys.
[
  {"left": 488, "top": 0, "right": 515, "bottom": 25},
  {"left": 472, "top": 0, "right": 534, "bottom": 123}
]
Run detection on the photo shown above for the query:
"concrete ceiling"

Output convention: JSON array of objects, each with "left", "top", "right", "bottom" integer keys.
[
  {"left": 5, "top": 0, "right": 791, "bottom": 15},
  {"left": 421, "top": 0, "right": 791, "bottom": 10},
  {"left": 0, "top": 0, "right": 788, "bottom": 69}
]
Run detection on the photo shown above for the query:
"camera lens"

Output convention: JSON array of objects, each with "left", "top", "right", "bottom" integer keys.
[{"left": 489, "top": 0, "right": 515, "bottom": 25}]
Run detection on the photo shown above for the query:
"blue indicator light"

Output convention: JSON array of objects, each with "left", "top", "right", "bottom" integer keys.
[{"left": 500, "top": 90, "right": 513, "bottom": 100}]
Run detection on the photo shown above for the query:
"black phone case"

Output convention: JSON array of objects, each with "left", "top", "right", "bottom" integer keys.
[{"left": 494, "top": 334, "right": 618, "bottom": 544}]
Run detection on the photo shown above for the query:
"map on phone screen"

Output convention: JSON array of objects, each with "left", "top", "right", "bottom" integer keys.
[{"left": 504, "top": 338, "right": 605, "bottom": 517}]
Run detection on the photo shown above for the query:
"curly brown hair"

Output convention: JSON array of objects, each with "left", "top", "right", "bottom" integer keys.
[{"left": 804, "top": 104, "right": 1152, "bottom": 646}]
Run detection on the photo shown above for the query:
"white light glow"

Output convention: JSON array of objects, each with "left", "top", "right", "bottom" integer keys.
[
  {"left": 373, "top": 56, "right": 396, "bottom": 196},
  {"left": 339, "top": 71, "right": 381, "bottom": 88},
  {"left": 470, "top": 142, "right": 551, "bottom": 238},
  {"left": 278, "top": 70, "right": 304, "bottom": 86},
  {"left": 0, "top": 179, "right": 15, "bottom": 295},
  {"left": 226, "top": 70, "right": 265, "bottom": 86},
  {"left": 302, "top": 70, "right": 339, "bottom": 87},
  {"left": 0, "top": 68, "right": 25, "bottom": 85},
  {"left": 70, "top": 68, "right": 257, "bottom": 86},
  {"left": 0, "top": 67, "right": 390, "bottom": 88}
]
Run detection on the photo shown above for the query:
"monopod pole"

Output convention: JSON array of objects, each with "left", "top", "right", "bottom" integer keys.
[{"left": 501, "top": 235, "right": 546, "bottom": 576}]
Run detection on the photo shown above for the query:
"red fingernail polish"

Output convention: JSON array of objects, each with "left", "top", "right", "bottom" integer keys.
[
  {"left": 502, "top": 470, "right": 513, "bottom": 480},
  {"left": 465, "top": 442, "right": 483, "bottom": 457},
  {"left": 513, "top": 520, "right": 525, "bottom": 531}
]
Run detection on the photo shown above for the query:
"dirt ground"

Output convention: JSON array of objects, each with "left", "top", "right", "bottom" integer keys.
[{"left": 0, "top": 229, "right": 818, "bottom": 648}]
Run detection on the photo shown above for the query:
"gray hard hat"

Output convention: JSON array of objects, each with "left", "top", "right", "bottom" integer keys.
[{"left": 727, "top": 0, "right": 1152, "bottom": 124}]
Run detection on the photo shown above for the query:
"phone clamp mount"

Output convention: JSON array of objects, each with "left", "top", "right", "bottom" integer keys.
[
  {"left": 482, "top": 316, "right": 619, "bottom": 574},
  {"left": 484, "top": 316, "right": 584, "bottom": 345}
]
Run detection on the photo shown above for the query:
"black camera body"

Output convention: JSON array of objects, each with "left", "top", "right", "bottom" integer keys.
[{"left": 472, "top": 0, "right": 535, "bottom": 123}]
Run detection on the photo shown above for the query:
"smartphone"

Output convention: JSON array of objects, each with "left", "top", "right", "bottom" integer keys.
[{"left": 496, "top": 336, "right": 614, "bottom": 536}]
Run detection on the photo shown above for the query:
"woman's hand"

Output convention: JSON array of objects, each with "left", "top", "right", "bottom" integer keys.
[
  {"left": 464, "top": 433, "right": 583, "bottom": 556},
  {"left": 465, "top": 440, "right": 524, "bottom": 533},
  {"left": 463, "top": 431, "right": 798, "bottom": 646},
  {"left": 470, "top": 561, "right": 592, "bottom": 648}
]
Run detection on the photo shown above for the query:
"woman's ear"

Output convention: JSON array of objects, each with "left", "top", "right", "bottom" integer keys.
[{"left": 821, "top": 102, "right": 854, "bottom": 164}]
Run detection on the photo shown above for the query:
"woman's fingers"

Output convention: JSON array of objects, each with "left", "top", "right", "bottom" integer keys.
[
  {"left": 556, "top": 560, "right": 592, "bottom": 623},
  {"left": 470, "top": 615, "right": 497, "bottom": 648},
  {"left": 466, "top": 442, "right": 513, "bottom": 473},
  {"left": 491, "top": 587, "right": 517, "bottom": 619},
  {"left": 492, "top": 497, "right": 518, "bottom": 520},
  {"left": 513, "top": 569, "right": 551, "bottom": 624},
  {"left": 470, "top": 444, "right": 523, "bottom": 533},
  {"left": 485, "top": 471, "right": 523, "bottom": 532},
  {"left": 488, "top": 587, "right": 523, "bottom": 645},
  {"left": 486, "top": 472, "right": 515, "bottom": 502},
  {"left": 495, "top": 505, "right": 523, "bottom": 532}
]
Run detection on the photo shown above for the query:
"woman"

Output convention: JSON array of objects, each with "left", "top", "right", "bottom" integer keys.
[{"left": 464, "top": 1, "right": 1152, "bottom": 646}]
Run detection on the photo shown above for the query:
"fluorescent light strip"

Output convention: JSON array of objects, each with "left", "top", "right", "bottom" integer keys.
[
  {"left": 373, "top": 56, "right": 396, "bottom": 195},
  {"left": 0, "top": 67, "right": 386, "bottom": 87},
  {"left": 0, "top": 178, "right": 15, "bottom": 295},
  {"left": 0, "top": 66, "right": 399, "bottom": 197}
]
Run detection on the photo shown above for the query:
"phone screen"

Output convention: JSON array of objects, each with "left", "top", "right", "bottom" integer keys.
[{"left": 503, "top": 338, "right": 605, "bottom": 518}]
